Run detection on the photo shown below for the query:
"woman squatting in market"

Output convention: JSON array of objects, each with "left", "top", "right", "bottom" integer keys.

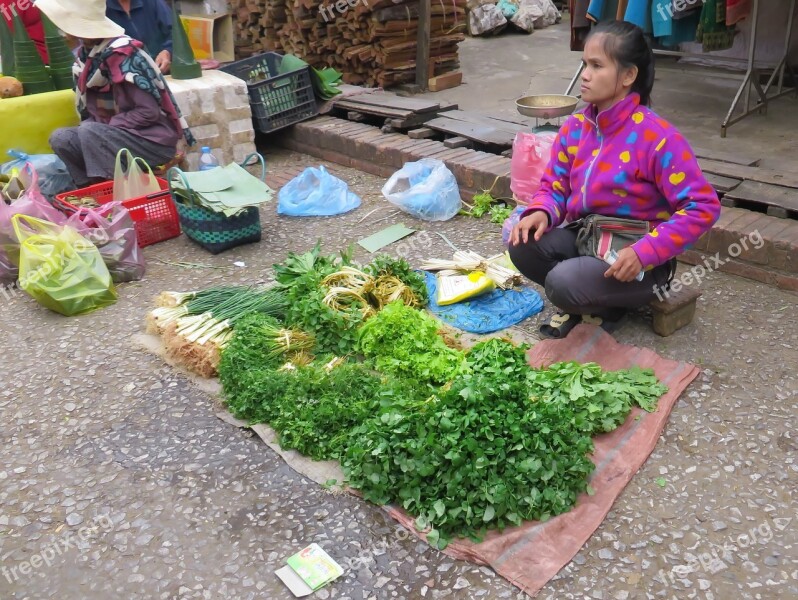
[
  {"left": 36, "top": 0, "right": 194, "bottom": 188},
  {"left": 508, "top": 20, "right": 721, "bottom": 339}
]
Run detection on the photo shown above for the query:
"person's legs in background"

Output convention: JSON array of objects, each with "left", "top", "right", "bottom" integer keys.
[{"left": 49, "top": 127, "right": 86, "bottom": 187}]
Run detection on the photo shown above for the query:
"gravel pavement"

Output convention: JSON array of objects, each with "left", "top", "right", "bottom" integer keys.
[{"left": 1, "top": 149, "right": 795, "bottom": 599}]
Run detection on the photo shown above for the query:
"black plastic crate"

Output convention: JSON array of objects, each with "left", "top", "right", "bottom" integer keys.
[{"left": 220, "top": 52, "right": 318, "bottom": 133}]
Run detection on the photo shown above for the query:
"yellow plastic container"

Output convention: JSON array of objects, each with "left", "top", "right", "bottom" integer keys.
[{"left": 0, "top": 89, "right": 79, "bottom": 159}]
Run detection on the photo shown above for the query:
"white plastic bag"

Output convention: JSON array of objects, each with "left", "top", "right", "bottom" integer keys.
[
  {"left": 381, "top": 159, "right": 461, "bottom": 221},
  {"left": 113, "top": 148, "right": 161, "bottom": 202}
]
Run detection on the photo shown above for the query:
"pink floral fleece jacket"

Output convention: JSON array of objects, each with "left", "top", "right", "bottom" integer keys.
[{"left": 521, "top": 93, "right": 721, "bottom": 268}]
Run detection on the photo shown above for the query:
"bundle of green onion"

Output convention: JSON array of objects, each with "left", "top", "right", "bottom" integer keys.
[{"left": 147, "top": 285, "right": 288, "bottom": 347}]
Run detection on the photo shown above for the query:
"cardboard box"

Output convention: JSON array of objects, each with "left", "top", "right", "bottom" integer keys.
[{"left": 180, "top": 13, "right": 234, "bottom": 63}]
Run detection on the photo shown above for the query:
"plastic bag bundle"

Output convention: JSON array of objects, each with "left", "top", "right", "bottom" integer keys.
[
  {"left": 510, "top": 132, "right": 553, "bottom": 203},
  {"left": 277, "top": 165, "right": 361, "bottom": 216},
  {"left": 0, "top": 163, "right": 67, "bottom": 285},
  {"left": 12, "top": 214, "right": 117, "bottom": 316},
  {"left": 381, "top": 159, "right": 462, "bottom": 221},
  {"left": 66, "top": 202, "right": 146, "bottom": 283},
  {"left": 0, "top": 150, "right": 73, "bottom": 199}
]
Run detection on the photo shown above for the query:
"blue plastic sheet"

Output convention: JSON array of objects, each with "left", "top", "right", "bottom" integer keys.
[
  {"left": 423, "top": 271, "right": 544, "bottom": 334},
  {"left": 278, "top": 165, "right": 361, "bottom": 216}
]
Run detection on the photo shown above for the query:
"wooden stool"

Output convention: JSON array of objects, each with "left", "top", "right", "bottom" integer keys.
[{"left": 649, "top": 287, "right": 702, "bottom": 337}]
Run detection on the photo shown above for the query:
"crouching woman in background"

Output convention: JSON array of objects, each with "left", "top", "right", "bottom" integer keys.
[{"left": 38, "top": 0, "right": 194, "bottom": 188}]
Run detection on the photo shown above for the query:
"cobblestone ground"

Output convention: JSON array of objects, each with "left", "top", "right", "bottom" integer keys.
[{"left": 1, "top": 150, "right": 796, "bottom": 599}]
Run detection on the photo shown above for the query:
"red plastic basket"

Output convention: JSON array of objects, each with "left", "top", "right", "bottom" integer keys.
[{"left": 54, "top": 178, "right": 181, "bottom": 247}]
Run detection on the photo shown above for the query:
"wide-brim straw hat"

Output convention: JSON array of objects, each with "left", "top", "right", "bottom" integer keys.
[{"left": 35, "top": 0, "right": 125, "bottom": 39}]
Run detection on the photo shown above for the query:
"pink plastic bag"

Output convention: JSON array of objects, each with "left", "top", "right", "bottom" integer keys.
[
  {"left": 66, "top": 202, "right": 146, "bottom": 283},
  {"left": 0, "top": 163, "right": 67, "bottom": 285},
  {"left": 510, "top": 132, "right": 554, "bottom": 203}
]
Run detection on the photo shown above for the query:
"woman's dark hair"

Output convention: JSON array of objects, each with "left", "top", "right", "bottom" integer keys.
[{"left": 587, "top": 20, "right": 655, "bottom": 106}]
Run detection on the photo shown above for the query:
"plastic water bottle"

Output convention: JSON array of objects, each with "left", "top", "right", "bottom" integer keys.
[{"left": 198, "top": 147, "right": 219, "bottom": 171}]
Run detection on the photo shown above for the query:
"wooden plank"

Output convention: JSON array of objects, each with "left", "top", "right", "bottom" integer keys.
[
  {"left": 441, "top": 110, "right": 529, "bottom": 134},
  {"left": 334, "top": 100, "right": 413, "bottom": 119},
  {"left": 705, "top": 173, "right": 742, "bottom": 194},
  {"left": 338, "top": 91, "right": 440, "bottom": 114},
  {"left": 416, "top": 0, "right": 431, "bottom": 89},
  {"left": 444, "top": 136, "right": 473, "bottom": 149},
  {"left": 428, "top": 70, "right": 462, "bottom": 91},
  {"left": 693, "top": 146, "right": 761, "bottom": 167},
  {"left": 424, "top": 116, "right": 515, "bottom": 147},
  {"left": 699, "top": 159, "right": 798, "bottom": 190},
  {"left": 722, "top": 180, "right": 798, "bottom": 218}
]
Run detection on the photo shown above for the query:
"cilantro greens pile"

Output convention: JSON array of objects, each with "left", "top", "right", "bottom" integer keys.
[{"left": 218, "top": 243, "right": 669, "bottom": 549}]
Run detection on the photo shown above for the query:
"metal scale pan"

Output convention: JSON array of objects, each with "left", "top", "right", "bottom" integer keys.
[{"left": 516, "top": 94, "right": 580, "bottom": 135}]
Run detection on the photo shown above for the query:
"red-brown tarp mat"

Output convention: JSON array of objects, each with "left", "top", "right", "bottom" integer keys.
[{"left": 384, "top": 324, "right": 700, "bottom": 597}]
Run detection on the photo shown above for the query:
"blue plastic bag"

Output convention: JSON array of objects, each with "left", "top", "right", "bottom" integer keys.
[
  {"left": 423, "top": 271, "right": 544, "bottom": 334},
  {"left": 1, "top": 151, "right": 73, "bottom": 200},
  {"left": 381, "top": 159, "right": 461, "bottom": 221},
  {"left": 277, "top": 165, "right": 361, "bottom": 216}
]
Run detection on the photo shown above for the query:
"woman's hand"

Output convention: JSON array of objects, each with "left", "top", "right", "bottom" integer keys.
[
  {"left": 604, "top": 247, "right": 644, "bottom": 282},
  {"left": 510, "top": 211, "right": 549, "bottom": 246},
  {"left": 155, "top": 50, "right": 172, "bottom": 74}
]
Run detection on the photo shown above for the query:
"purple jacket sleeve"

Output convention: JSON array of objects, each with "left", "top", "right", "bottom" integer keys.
[
  {"left": 631, "top": 133, "right": 721, "bottom": 268},
  {"left": 520, "top": 118, "right": 575, "bottom": 229}
]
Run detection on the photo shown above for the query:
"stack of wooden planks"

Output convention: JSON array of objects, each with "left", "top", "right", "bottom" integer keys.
[{"left": 232, "top": 0, "right": 466, "bottom": 87}]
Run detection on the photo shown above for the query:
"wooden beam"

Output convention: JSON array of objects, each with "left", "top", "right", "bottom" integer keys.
[
  {"left": 415, "top": 0, "right": 431, "bottom": 90},
  {"left": 428, "top": 70, "right": 462, "bottom": 92},
  {"left": 408, "top": 127, "right": 437, "bottom": 139},
  {"left": 444, "top": 136, "right": 473, "bottom": 149}
]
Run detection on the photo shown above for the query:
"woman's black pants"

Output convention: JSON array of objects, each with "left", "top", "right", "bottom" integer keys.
[{"left": 507, "top": 227, "right": 673, "bottom": 319}]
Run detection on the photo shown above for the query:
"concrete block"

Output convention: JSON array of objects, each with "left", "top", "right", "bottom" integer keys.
[
  {"left": 649, "top": 287, "right": 701, "bottom": 337},
  {"left": 229, "top": 119, "right": 255, "bottom": 136},
  {"left": 167, "top": 70, "right": 257, "bottom": 167}
]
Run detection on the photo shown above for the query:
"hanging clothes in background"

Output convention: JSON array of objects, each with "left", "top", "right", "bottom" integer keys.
[
  {"left": 571, "top": 0, "right": 593, "bottom": 51},
  {"left": 726, "top": 0, "right": 753, "bottom": 25},
  {"left": 623, "top": 0, "right": 651, "bottom": 33},
  {"left": 673, "top": 1, "right": 702, "bottom": 20},
  {"left": 697, "top": 0, "right": 737, "bottom": 51},
  {"left": 652, "top": 0, "right": 700, "bottom": 47},
  {"left": 586, "top": 0, "right": 620, "bottom": 22}
]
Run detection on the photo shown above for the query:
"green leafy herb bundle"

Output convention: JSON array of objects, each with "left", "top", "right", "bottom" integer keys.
[
  {"left": 364, "top": 254, "right": 429, "bottom": 307},
  {"left": 529, "top": 361, "right": 666, "bottom": 435},
  {"left": 357, "top": 301, "right": 465, "bottom": 385},
  {"left": 342, "top": 339, "right": 596, "bottom": 548},
  {"left": 273, "top": 244, "right": 365, "bottom": 356}
]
